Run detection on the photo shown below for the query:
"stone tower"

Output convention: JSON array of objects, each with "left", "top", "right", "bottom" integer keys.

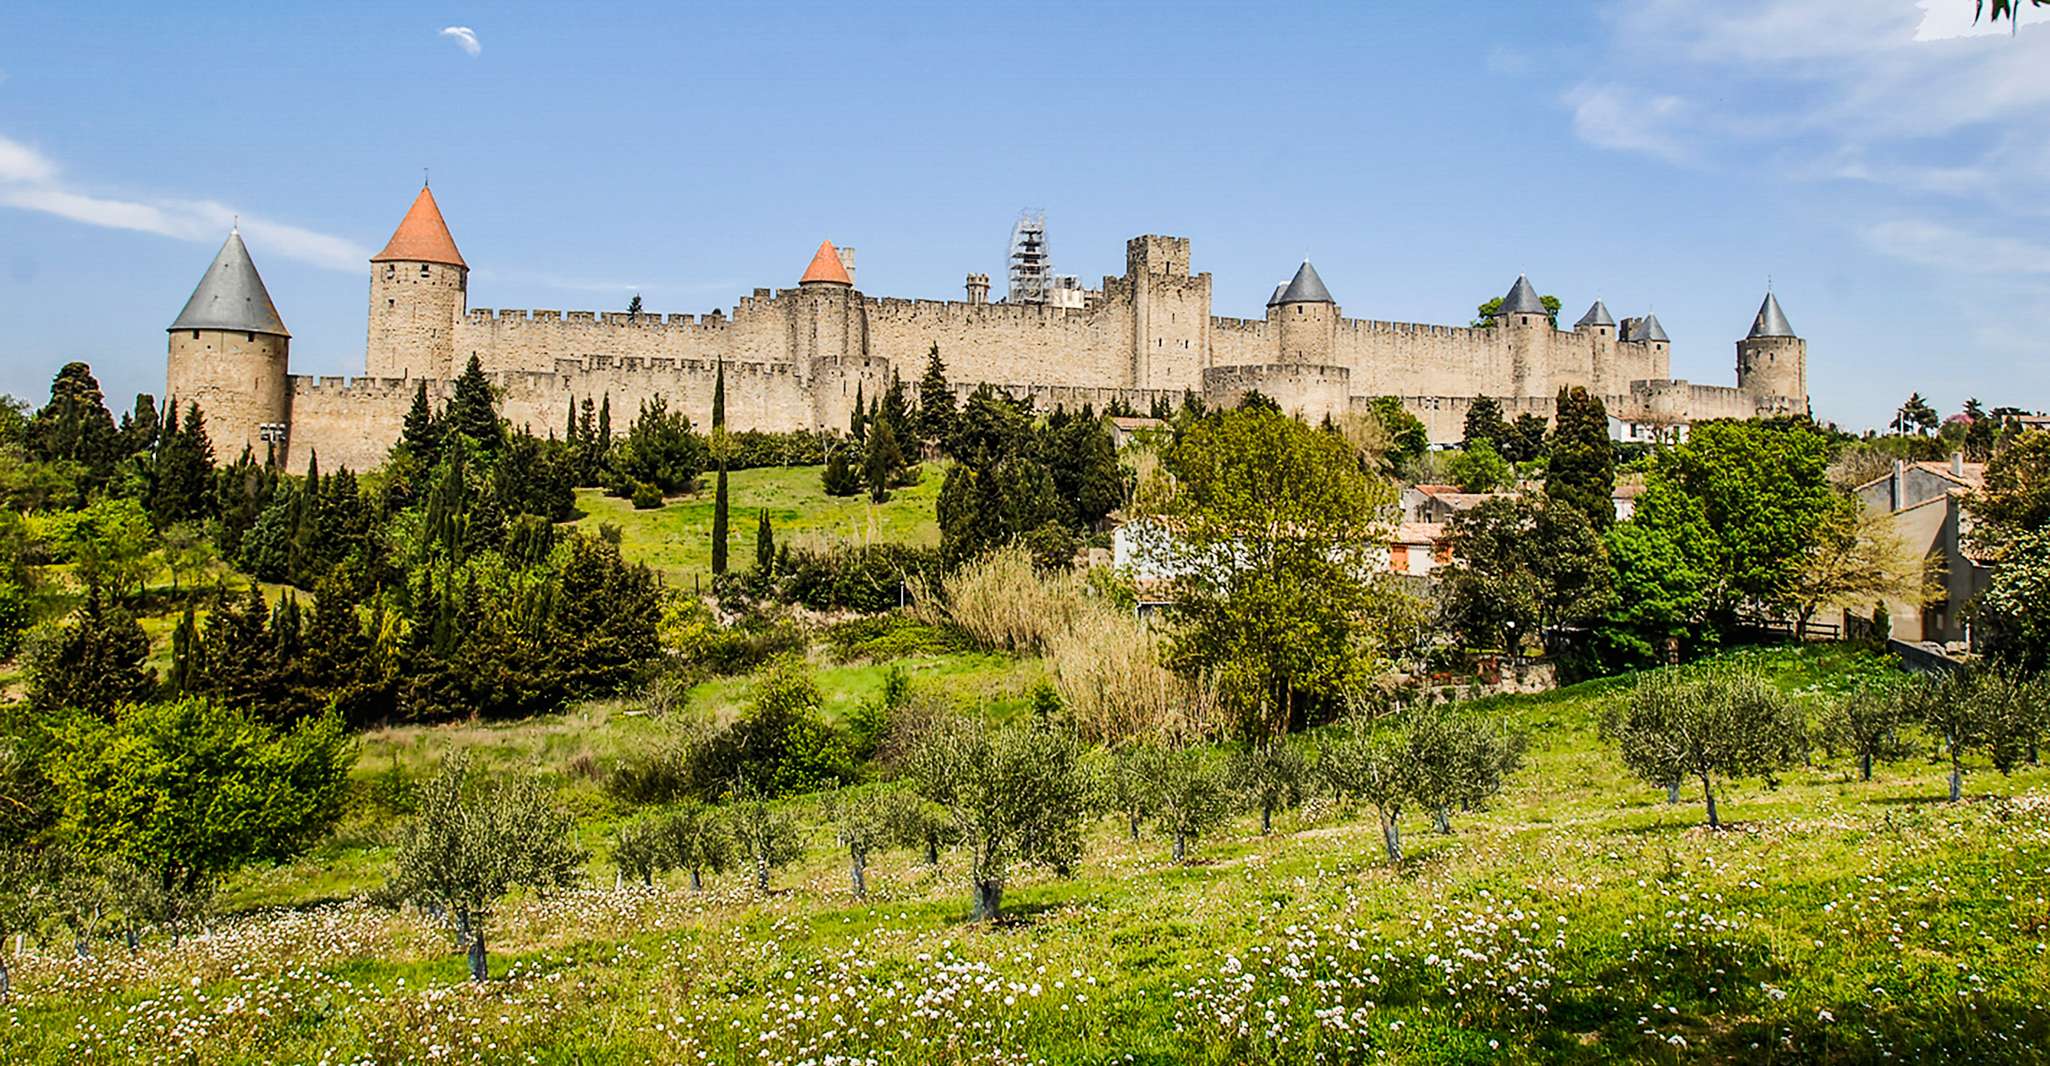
[
  {"left": 1126, "top": 235, "right": 1210, "bottom": 388},
  {"left": 166, "top": 228, "right": 292, "bottom": 463},
  {"left": 1272, "top": 260, "right": 1337, "bottom": 366},
  {"left": 1496, "top": 274, "right": 1552, "bottom": 396},
  {"left": 1736, "top": 292, "right": 1805, "bottom": 403},
  {"left": 366, "top": 184, "right": 468, "bottom": 379},
  {"left": 795, "top": 240, "right": 872, "bottom": 430},
  {"left": 965, "top": 272, "right": 989, "bottom": 305}
]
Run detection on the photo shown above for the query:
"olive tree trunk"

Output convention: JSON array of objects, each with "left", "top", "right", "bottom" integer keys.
[
  {"left": 1702, "top": 776, "right": 1720, "bottom": 829},
  {"left": 1172, "top": 831, "right": 1187, "bottom": 864},
  {"left": 972, "top": 879, "right": 1004, "bottom": 921},
  {"left": 467, "top": 927, "right": 489, "bottom": 984},
  {"left": 688, "top": 867, "right": 704, "bottom": 892},
  {"left": 849, "top": 850, "right": 868, "bottom": 900},
  {"left": 1378, "top": 810, "right": 1402, "bottom": 864}
]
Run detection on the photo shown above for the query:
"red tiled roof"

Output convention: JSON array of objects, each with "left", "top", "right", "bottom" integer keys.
[
  {"left": 372, "top": 186, "right": 466, "bottom": 268},
  {"left": 800, "top": 240, "right": 852, "bottom": 286}
]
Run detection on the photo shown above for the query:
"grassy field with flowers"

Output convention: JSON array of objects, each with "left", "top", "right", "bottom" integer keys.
[{"left": 7, "top": 642, "right": 2050, "bottom": 1064}]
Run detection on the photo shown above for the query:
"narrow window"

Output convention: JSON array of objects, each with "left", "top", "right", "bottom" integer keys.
[
  {"left": 385, "top": 264, "right": 395, "bottom": 280},
  {"left": 190, "top": 330, "right": 199, "bottom": 339},
  {"left": 420, "top": 264, "right": 430, "bottom": 278},
  {"left": 246, "top": 332, "right": 255, "bottom": 342}
]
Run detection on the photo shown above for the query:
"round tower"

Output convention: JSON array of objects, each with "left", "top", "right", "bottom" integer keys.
[
  {"left": 1736, "top": 292, "right": 1805, "bottom": 403},
  {"left": 1272, "top": 259, "right": 1337, "bottom": 365},
  {"left": 166, "top": 228, "right": 291, "bottom": 464},
  {"left": 366, "top": 184, "right": 468, "bottom": 379}
]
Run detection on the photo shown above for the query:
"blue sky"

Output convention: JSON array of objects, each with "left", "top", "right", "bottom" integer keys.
[{"left": 1, "top": 1, "right": 2043, "bottom": 429}]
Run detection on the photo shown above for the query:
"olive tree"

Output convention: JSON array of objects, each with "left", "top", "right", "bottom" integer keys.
[
  {"left": 1820, "top": 679, "right": 1918, "bottom": 782},
  {"left": 384, "top": 754, "right": 586, "bottom": 983},
  {"left": 1604, "top": 668, "right": 1806, "bottom": 828},
  {"left": 728, "top": 787, "right": 805, "bottom": 894},
  {"left": 662, "top": 801, "right": 731, "bottom": 890},
  {"left": 1144, "top": 745, "right": 1236, "bottom": 863},
  {"left": 1097, "top": 743, "right": 1160, "bottom": 842},
  {"left": 1905, "top": 667, "right": 2046, "bottom": 801},
  {"left": 1230, "top": 738, "right": 1311, "bottom": 835},
  {"left": 908, "top": 713, "right": 1089, "bottom": 921},
  {"left": 1404, "top": 706, "right": 1524, "bottom": 835},
  {"left": 612, "top": 816, "right": 673, "bottom": 887},
  {"left": 829, "top": 785, "right": 894, "bottom": 899},
  {"left": 1318, "top": 718, "right": 1415, "bottom": 863},
  {"left": 0, "top": 846, "right": 50, "bottom": 999},
  {"left": 885, "top": 790, "right": 958, "bottom": 867}
]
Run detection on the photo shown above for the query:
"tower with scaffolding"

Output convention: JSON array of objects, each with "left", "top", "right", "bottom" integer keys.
[{"left": 1007, "top": 211, "right": 1052, "bottom": 304}]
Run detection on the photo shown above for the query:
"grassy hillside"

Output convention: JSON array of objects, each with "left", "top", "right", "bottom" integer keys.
[
  {"left": 564, "top": 464, "right": 943, "bottom": 584},
  {"left": 9, "top": 643, "right": 2050, "bottom": 1063}
]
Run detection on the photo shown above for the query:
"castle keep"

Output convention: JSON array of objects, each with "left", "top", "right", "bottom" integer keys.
[{"left": 167, "top": 186, "right": 1809, "bottom": 473}]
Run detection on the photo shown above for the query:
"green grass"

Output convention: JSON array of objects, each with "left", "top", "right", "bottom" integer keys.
[
  {"left": 10, "top": 643, "right": 2050, "bottom": 1064},
  {"left": 563, "top": 464, "right": 943, "bottom": 584}
]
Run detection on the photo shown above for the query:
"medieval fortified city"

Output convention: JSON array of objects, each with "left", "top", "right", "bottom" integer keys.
[
  {"left": 9, "top": 4, "right": 2050, "bottom": 1065},
  {"left": 172, "top": 185, "right": 1809, "bottom": 474}
]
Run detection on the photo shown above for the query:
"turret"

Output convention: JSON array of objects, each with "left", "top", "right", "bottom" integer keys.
[
  {"left": 965, "top": 272, "right": 989, "bottom": 305},
  {"left": 1573, "top": 299, "right": 1616, "bottom": 339},
  {"left": 1272, "top": 259, "right": 1337, "bottom": 365},
  {"left": 796, "top": 240, "right": 864, "bottom": 422},
  {"left": 166, "top": 228, "right": 292, "bottom": 464},
  {"left": 1497, "top": 274, "right": 1549, "bottom": 329},
  {"left": 366, "top": 184, "right": 468, "bottom": 379},
  {"left": 1736, "top": 291, "right": 1805, "bottom": 403}
]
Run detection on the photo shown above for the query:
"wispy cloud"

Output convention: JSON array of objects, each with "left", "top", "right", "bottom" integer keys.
[
  {"left": 439, "top": 26, "right": 481, "bottom": 57},
  {"left": 1863, "top": 218, "right": 2050, "bottom": 275},
  {"left": 0, "top": 132, "right": 367, "bottom": 271},
  {"left": 1563, "top": 84, "right": 1692, "bottom": 163}
]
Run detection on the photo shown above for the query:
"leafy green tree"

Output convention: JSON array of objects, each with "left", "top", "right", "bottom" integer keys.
[
  {"left": 0, "top": 845, "right": 52, "bottom": 999},
  {"left": 445, "top": 354, "right": 504, "bottom": 455},
  {"left": 383, "top": 754, "right": 584, "bottom": 982},
  {"left": 1441, "top": 496, "right": 1612, "bottom": 654},
  {"left": 1604, "top": 668, "right": 1806, "bottom": 828},
  {"left": 1144, "top": 745, "right": 1235, "bottom": 863},
  {"left": 1054, "top": 414, "right": 1124, "bottom": 528},
  {"left": 1446, "top": 437, "right": 1512, "bottom": 493},
  {"left": 1500, "top": 413, "right": 1549, "bottom": 464},
  {"left": 711, "top": 359, "right": 731, "bottom": 575},
  {"left": 1821, "top": 679, "right": 1918, "bottom": 782},
  {"left": 1599, "top": 478, "right": 1718, "bottom": 667},
  {"left": 917, "top": 344, "right": 956, "bottom": 448},
  {"left": 1462, "top": 396, "right": 1509, "bottom": 449},
  {"left": 1475, "top": 293, "right": 1561, "bottom": 329},
  {"left": 43, "top": 497, "right": 156, "bottom": 598},
  {"left": 728, "top": 786, "right": 805, "bottom": 894},
  {"left": 1369, "top": 397, "right": 1429, "bottom": 470},
  {"left": 908, "top": 712, "right": 1089, "bottom": 920},
  {"left": 613, "top": 395, "right": 706, "bottom": 496},
  {"left": 1546, "top": 386, "right": 1615, "bottom": 528},
  {"left": 693, "top": 656, "right": 853, "bottom": 797},
  {"left": 1974, "top": 527, "right": 2050, "bottom": 672},
  {"left": 1967, "top": 431, "right": 2050, "bottom": 555},
  {"left": 1098, "top": 743, "right": 1159, "bottom": 842},
  {"left": 1317, "top": 716, "right": 1414, "bottom": 863},
  {"left": 1979, "top": 0, "right": 2047, "bottom": 25},
  {"left": 1901, "top": 667, "right": 2045, "bottom": 801},
  {"left": 660, "top": 801, "right": 731, "bottom": 890},
  {"left": 28, "top": 590, "right": 155, "bottom": 715},
  {"left": 612, "top": 815, "right": 674, "bottom": 886},
  {"left": 50, "top": 698, "right": 352, "bottom": 908},
  {"left": 1157, "top": 407, "right": 1404, "bottom": 738}
]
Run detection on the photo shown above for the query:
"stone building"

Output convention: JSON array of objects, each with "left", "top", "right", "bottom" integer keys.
[{"left": 166, "top": 185, "right": 1811, "bottom": 473}]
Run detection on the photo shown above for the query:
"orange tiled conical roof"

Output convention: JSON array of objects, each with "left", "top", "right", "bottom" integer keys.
[
  {"left": 372, "top": 185, "right": 466, "bottom": 269},
  {"left": 799, "top": 240, "right": 852, "bottom": 286}
]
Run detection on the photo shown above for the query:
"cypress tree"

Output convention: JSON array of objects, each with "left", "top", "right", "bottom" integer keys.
[
  {"left": 881, "top": 369, "right": 911, "bottom": 443},
  {"left": 1462, "top": 396, "right": 1508, "bottom": 450},
  {"left": 1545, "top": 386, "right": 1616, "bottom": 528},
  {"left": 755, "top": 510, "right": 775, "bottom": 573},
  {"left": 400, "top": 380, "right": 443, "bottom": 464},
  {"left": 862, "top": 418, "right": 904, "bottom": 503},
  {"left": 850, "top": 382, "right": 867, "bottom": 442},
  {"left": 822, "top": 444, "right": 860, "bottom": 497},
  {"left": 711, "top": 359, "right": 731, "bottom": 575},
  {"left": 917, "top": 343, "right": 955, "bottom": 448},
  {"left": 123, "top": 393, "right": 162, "bottom": 459},
  {"left": 150, "top": 402, "right": 217, "bottom": 526}
]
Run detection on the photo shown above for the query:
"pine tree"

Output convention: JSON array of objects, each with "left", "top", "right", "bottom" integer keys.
[
  {"left": 400, "top": 380, "right": 443, "bottom": 464},
  {"left": 28, "top": 361, "right": 122, "bottom": 488},
  {"left": 1546, "top": 386, "right": 1616, "bottom": 528},
  {"left": 916, "top": 344, "right": 955, "bottom": 448},
  {"left": 850, "top": 382, "right": 867, "bottom": 442},
  {"left": 627, "top": 293, "right": 643, "bottom": 316},
  {"left": 822, "top": 444, "right": 860, "bottom": 497},
  {"left": 1462, "top": 396, "right": 1508, "bottom": 449},
  {"left": 28, "top": 589, "right": 156, "bottom": 716},
  {"left": 711, "top": 359, "right": 731, "bottom": 575},
  {"left": 149, "top": 402, "right": 217, "bottom": 526},
  {"left": 755, "top": 510, "right": 775, "bottom": 573},
  {"left": 447, "top": 355, "right": 503, "bottom": 454},
  {"left": 122, "top": 393, "right": 162, "bottom": 459},
  {"left": 881, "top": 369, "right": 912, "bottom": 444}
]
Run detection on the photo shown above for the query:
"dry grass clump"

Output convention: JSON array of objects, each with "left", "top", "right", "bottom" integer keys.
[{"left": 916, "top": 545, "right": 1215, "bottom": 744}]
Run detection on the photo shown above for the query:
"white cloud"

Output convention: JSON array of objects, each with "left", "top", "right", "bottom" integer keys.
[
  {"left": 1563, "top": 84, "right": 1692, "bottom": 163},
  {"left": 0, "top": 132, "right": 367, "bottom": 271},
  {"left": 440, "top": 26, "right": 481, "bottom": 57},
  {"left": 1862, "top": 218, "right": 2050, "bottom": 275},
  {"left": 1915, "top": 0, "right": 2022, "bottom": 41}
]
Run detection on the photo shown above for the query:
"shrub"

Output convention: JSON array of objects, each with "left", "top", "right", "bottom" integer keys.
[
  {"left": 0, "top": 582, "right": 28, "bottom": 660},
  {"left": 823, "top": 614, "right": 970, "bottom": 662},
  {"left": 779, "top": 543, "right": 943, "bottom": 614},
  {"left": 915, "top": 545, "right": 1087, "bottom": 654},
  {"left": 691, "top": 657, "right": 854, "bottom": 798},
  {"left": 630, "top": 481, "right": 664, "bottom": 510}
]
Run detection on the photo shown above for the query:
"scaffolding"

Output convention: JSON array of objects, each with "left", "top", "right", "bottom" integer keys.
[{"left": 1007, "top": 210, "right": 1051, "bottom": 304}]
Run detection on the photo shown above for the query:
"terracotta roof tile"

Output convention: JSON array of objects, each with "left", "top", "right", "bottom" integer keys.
[
  {"left": 373, "top": 186, "right": 466, "bottom": 268},
  {"left": 800, "top": 240, "right": 852, "bottom": 286}
]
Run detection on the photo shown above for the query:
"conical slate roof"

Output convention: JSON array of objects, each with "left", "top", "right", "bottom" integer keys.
[
  {"left": 373, "top": 185, "right": 466, "bottom": 268},
  {"left": 1267, "top": 283, "right": 1287, "bottom": 308},
  {"left": 1575, "top": 299, "right": 1615, "bottom": 329},
  {"left": 1500, "top": 274, "right": 1546, "bottom": 315},
  {"left": 1637, "top": 313, "right": 1669, "bottom": 342},
  {"left": 1275, "top": 260, "right": 1333, "bottom": 304},
  {"left": 1748, "top": 292, "right": 1794, "bottom": 338},
  {"left": 168, "top": 229, "right": 290, "bottom": 337},
  {"left": 800, "top": 240, "right": 853, "bottom": 286}
]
